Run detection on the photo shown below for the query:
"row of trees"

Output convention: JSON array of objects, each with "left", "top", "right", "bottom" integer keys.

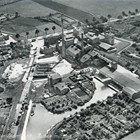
[
  {"left": 85, "top": 8, "right": 139, "bottom": 26},
  {"left": 15, "top": 26, "right": 57, "bottom": 40},
  {"left": 114, "top": 9, "right": 139, "bottom": 20}
]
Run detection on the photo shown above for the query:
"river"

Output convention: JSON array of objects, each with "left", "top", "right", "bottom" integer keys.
[{"left": 26, "top": 78, "right": 116, "bottom": 140}]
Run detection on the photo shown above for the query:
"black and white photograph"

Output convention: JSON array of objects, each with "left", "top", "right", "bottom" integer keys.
[{"left": 0, "top": 0, "right": 140, "bottom": 140}]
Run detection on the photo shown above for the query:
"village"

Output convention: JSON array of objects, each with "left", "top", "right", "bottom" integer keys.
[{"left": 0, "top": 0, "right": 140, "bottom": 140}]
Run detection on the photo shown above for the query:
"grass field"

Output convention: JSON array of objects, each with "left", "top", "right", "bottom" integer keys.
[
  {"left": 53, "top": 0, "right": 140, "bottom": 18},
  {"left": 0, "top": 0, "right": 56, "bottom": 17},
  {"left": 0, "top": 17, "right": 44, "bottom": 34}
]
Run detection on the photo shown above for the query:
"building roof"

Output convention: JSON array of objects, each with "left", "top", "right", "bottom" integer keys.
[
  {"left": 54, "top": 82, "right": 69, "bottom": 91},
  {"left": 84, "top": 44, "right": 92, "bottom": 50},
  {"left": 80, "top": 54, "right": 91, "bottom": 63},
  {"left": 50, "top": 73, "right": 61, "bottom": 80},
  {"left": 0, "top": 55, "right": 3, "bottom": 61},
  {"left": 123, "top": 87, "right": 136, "bottom": 95},
  {"left": 0, "top": 16, "right": 6, "bottom": 20},
  {"left": 99, "top": 42, "right": 114, "bottom": 50},
  {"left": 66, "top": 45, "right": 81, "bottom": 57},
  {"left": 88, "top": 50, "right": 98, "bottom": 57},
  {"left": 105, "top": 32, "right": 114, "bottom": 37},
  {"left": 98, "top": 34, "right": 105, "bottom": 40},
  {"left": 100, "top": 66, "right": 140, "bottom": 92},
  {"left": 86, "top": 33, "right": 99, "bottom": 40}
]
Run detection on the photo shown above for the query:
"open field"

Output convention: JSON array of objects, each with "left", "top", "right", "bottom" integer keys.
[
  {"left": 0, "top": 0, "right": 22, "bottom": 6},
  {"left": 53, "top": 0, "right": 140, "bottom": 18},
  {"left": 0, "top": 0, "right": 56, "bottom": 17},
  {"left": 33, "top": 0, "right": 94, "bottom": 23},
  {"left": 0, "top": 17, "right": 43, "bottom": 34},
  {"left": 33, "top": 0, "right": 140, "bottom": 23}
]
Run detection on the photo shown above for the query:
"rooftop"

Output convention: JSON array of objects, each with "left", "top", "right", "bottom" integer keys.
[
  {"left": 80, "top": 54, "right": 91, "bottom": 63},
  {"left": 88, "top": 50, "right": 98, "bottom": 57},
  {"left": 50, "top": 73, "right": 61, "bottom": 80},
  {"left": 99, "top": 42, "right": 114, "bottom": 50},
  {"left": 66, "top": 45, "right": 81, "bottom": 56},
  {"left": 54, "top": 82, "right": 69, "bottom": 91},
  {"left": 52, "top": 59, "right": 73, "bottom": 76},
  {"left": 100, "top": 66, "right": 140, "bottom": 93}
]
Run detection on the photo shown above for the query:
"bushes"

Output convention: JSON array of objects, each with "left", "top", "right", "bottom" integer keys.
[{"left": 0, "top": 86, "right": 4, "bottom": 93}]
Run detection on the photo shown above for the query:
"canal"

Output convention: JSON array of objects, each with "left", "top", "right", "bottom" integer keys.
[{"left": 26, "top": 78, "right": 116, "bottom": 140}]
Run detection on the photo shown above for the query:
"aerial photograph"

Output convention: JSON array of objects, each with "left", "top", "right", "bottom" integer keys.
[{"left": 1, "top": 0, "right": 140, "bottom": 140}]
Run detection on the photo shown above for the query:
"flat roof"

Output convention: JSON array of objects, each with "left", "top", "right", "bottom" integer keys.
[
  {"left": 99, "top": 42, "right": 113, "bottom": 50},
  {"left": 100, "top": 66, "right": 140, "bottom": 92},
  {"left": 66, "top": 45, "right": 81, "bottom": 56},
  {"left": 88, "top": 50, "right": 98, "bottom": 57},
  {"left": 80, "top": 54, "right": 91, "bottom": 63}
]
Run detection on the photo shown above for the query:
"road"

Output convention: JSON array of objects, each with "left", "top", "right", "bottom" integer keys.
[
  {"left": 16, "top": 37, "right": 44, "bottom": 140},
  {"left": 2, "top": 38, "right": 39, "bottom": 140}
]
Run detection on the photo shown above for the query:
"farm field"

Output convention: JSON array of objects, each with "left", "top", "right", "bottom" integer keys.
[
  {"left": 53, "top": 0, "right": 140, "bottom": 17},
  {"left": 0, "top": 0, "right": 56, "bottom": 17},
  {"left": 33, "top": 0, "right": 140, "bottom": 23}
]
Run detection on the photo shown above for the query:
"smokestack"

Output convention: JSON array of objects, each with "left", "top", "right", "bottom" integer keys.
[{"left": 61, "top": 14, "right": 66, "bottom": 58}]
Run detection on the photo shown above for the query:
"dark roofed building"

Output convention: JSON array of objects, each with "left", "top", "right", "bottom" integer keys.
[
  {"left": 54, "top": 82, "right": 69, "bottom": 95},
  {"left": 66, "top": 45, "right": 81, "bottom": 59},
  {"left": 80, "top": 54, "right": 91, "bottom": 66}
]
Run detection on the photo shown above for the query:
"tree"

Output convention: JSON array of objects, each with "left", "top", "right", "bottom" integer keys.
[
  {"left": 117, "top": 15, "right": 123, "bottom": 19},
  {"left": 135, "top": 9, "right": 139, "bottom": 14},
  {"left": 44, "top": 27, "right": 49, "bottom": 35},
  {"left": 92, "top": 17, "right": 96, "bottom": 22},
  {"left": 15, "top": 12, "right": 19, "bottom": 18},
  {"left": 15, "top": 34, "right": 20, "bottom": 40},
  {"left": 122, "top": 11, "right": 126, "bottom": 17},
  {"left": 52, "top": 26, "right": 56, "bottom": 33},
  {"left": 100, "top": 16, "right": 108, "bottom": 23},
  {"left": 26, "top": 32, "right": 29, "bottom": 39},
  {"left": 128, "top": 10, "right": 132, "bottom": 16},
  {"left": 35, "top": 29, "right": 39, "bottom": 37},
  {"left": 107, "top": 14, "right": 112, "bottom": 21},
  {"left": 10, "top": 42, "right": 15, "bottom": 49},
  {"left": 85, "top": 19, "right": 89, "bottom": 25}
]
